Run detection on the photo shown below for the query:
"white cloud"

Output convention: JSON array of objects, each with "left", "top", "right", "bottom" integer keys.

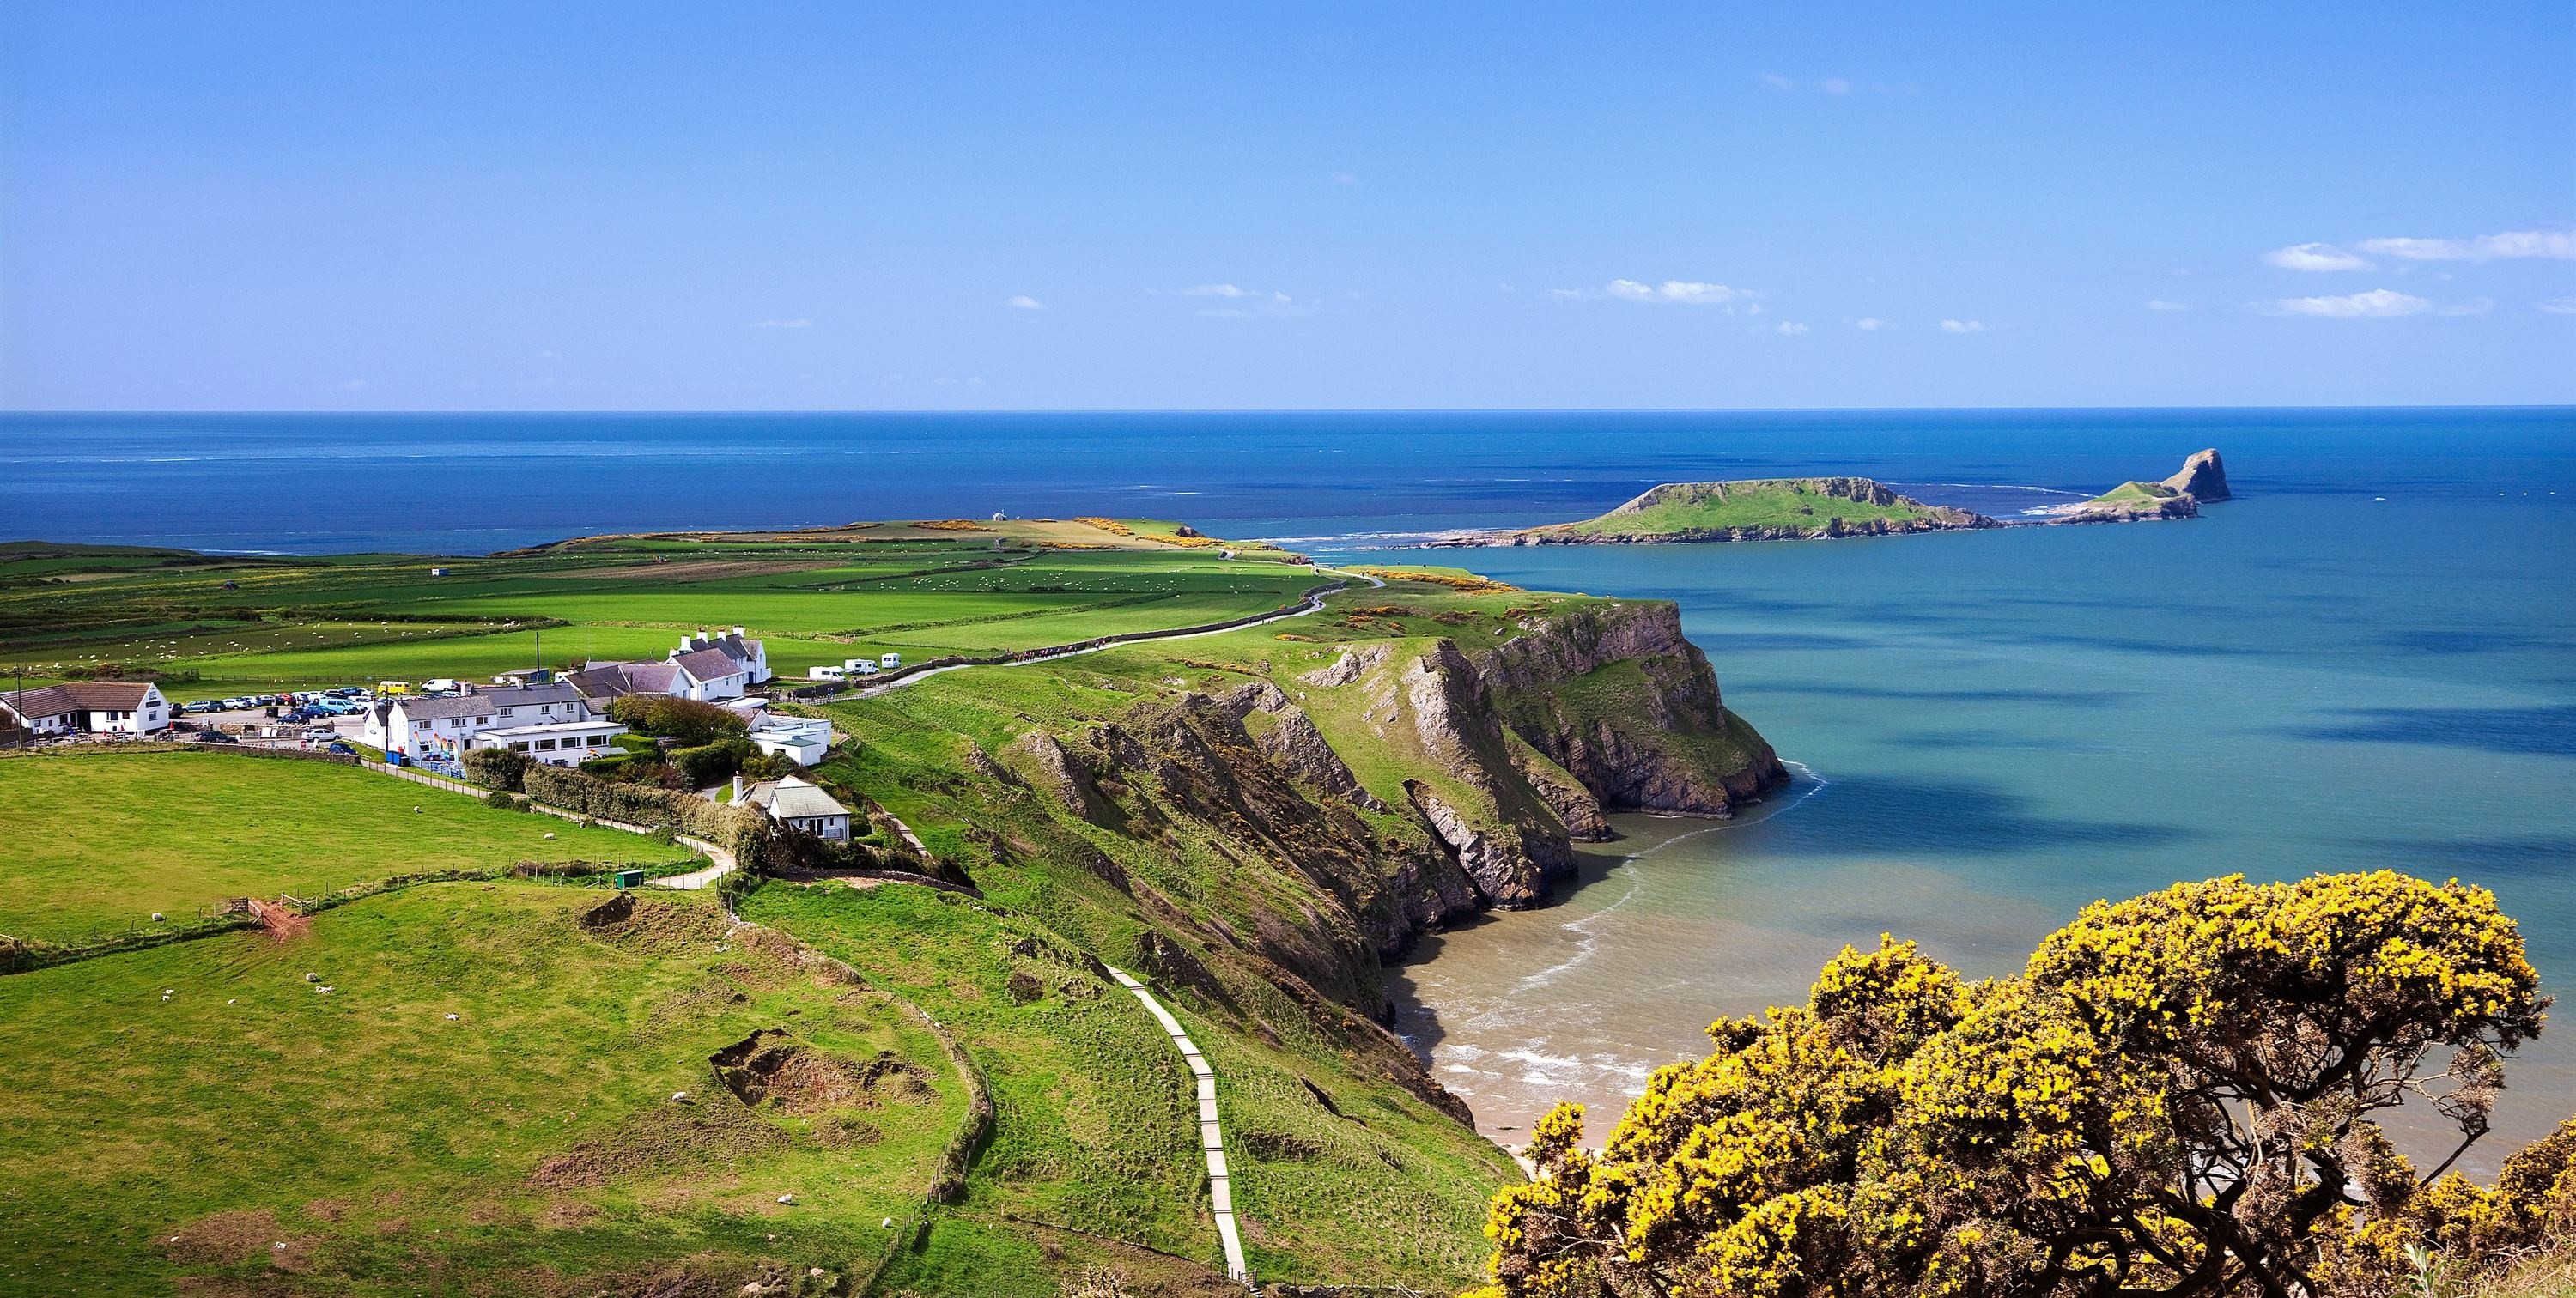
[
  {"left": 2145, "top": 300, "right": 2190, "bottom": 312},
  {"left": 2537, "top": 296, "right": 2576, "bottom": 315},
  {"left": 744, "top": 318, "right": 812, "bottom": 329},
  {"left": 1005, "top": 295, "right": 1045, "bottom": 311},
  {"left": 1170, "top": 284, "right": 1308, "bottom": 317},
  {"left": 2358, "top": 229, "right": 2576, "bottom": 262},
  {"left": 1756, "top": 73, "right": 1795, "bottom": 91},
  {"left": 1604, "top": 279, "right": 1750, "bottom": 306},
  {"left": 1776, "top": 321, "right": 1808, "bottom": 335},
  {"left": 2264, "top": 288, "right": 2433, "bottom": 318},
  {"left": 2262, "top": 243, "right": 2372, "bottom": 272},
  {"left": 1821, "top": 77, "right": 1851, "bottom": 94},
  {"left": 1854, "top": 317, "right": 1886, "bottom": 331},
  {"left": 1940, "top": 318, "right": 1985, "bottom": 333}
]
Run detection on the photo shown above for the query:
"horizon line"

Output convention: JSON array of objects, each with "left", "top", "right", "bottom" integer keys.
[{"left": 6, "top": 402, "right": 2574, "bottom": 417}]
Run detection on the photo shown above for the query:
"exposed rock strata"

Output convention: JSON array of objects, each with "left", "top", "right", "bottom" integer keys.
[{"left": 2162, "top": 447, "right": 2231, "bottom": 501}]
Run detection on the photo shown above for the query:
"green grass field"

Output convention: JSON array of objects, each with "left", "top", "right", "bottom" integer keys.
[
  {"left": 1, "top": 525, "right": 1321, "bottom": 699},
  {"left": 0, "top": 883, "right": 965, "bottom": 1295},
  {"left": 0, "top": 537, "right": 1543, "bottom": 1294},
  {"left": 0, "top": 750, "right": 699, "bottom": 943}
]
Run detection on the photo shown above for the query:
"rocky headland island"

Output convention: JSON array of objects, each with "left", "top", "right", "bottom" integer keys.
[{"left": 1426, "top": 447, "right": 2231, "bottom": 545}]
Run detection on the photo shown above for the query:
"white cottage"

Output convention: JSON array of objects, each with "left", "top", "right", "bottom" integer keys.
[
  {"left": 737, "top": 773, "right": 850, "bottom": 840},
  {"left": 1, "top": 682, "right": 172, "bottom": 736},
  {"left": 665, "top": 628, "right": 770, "bottom": 701},
  {"left": 361, "top": 682, "right": 593, "bottom": 762}
]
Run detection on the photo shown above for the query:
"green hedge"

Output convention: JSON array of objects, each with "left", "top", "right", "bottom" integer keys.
[
  {"left": 462, "top": 746, "right": 529, "bottom": 792},
  {"left": 672, "top": 737, "right": 754, "bottom": 787},
  {"left": 523, "top": 763, "right": 772, "bottom": 871},
  {"left": 605, "top": 694, "right": 747, "bottom": 746}
]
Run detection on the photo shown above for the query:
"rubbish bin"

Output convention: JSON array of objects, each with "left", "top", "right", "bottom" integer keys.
[{"left": 613, "top": 869, "right": 646, "bottom": 889}]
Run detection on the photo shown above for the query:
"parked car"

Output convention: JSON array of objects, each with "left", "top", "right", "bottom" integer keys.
[
  {"left": 181, "top": 700, "right": 215, "bottom": 714},
  {"left": 325, "top": 742, "right": 356, "bottom": 756},
  {"left": 195, "top": 731, "right": 240, "bottom": 744}
]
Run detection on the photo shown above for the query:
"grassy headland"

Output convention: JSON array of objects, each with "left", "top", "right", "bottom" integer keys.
[
  {"left": 0, "top": 521, "right": 1788, "bottom": 1293},
  {"left": 1442, "top": 476, "right": 1999, "bottom": 545}
]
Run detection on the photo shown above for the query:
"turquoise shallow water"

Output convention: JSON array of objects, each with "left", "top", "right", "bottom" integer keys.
[{"left": 1358, "top": 491, "right": 2576, "bottom": 1175}]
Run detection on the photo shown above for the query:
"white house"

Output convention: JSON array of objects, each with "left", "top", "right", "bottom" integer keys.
[
  {"left": 361, "top": 682, "right": 593, "bottom": 762},
  {"left": 469, "top": 717, "right": 629, "bottom": 767},
  {"left": 1, "top": 682, "right": 172, "bottom": 736},
  {"left": 665, "top": 628, "right": 769, "bottom": 701},
  {"left": 749, "top": 713, "right": 832, "bottom": 767},
  {"left": 737, "top": 773, "right": 850, "bottom": 840}
]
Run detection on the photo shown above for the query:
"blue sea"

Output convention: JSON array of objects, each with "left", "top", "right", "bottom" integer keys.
[{"left": 5, "top": 408, "right": 2572, "bottom": 1171}]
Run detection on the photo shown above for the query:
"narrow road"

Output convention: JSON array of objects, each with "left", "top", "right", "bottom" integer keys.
[
  {"left": 1105, "top": 965, "right": 1249, "bottom": 1285},
  {"left": 817, "top": 571, "right": 1368, "bottom": 703}
]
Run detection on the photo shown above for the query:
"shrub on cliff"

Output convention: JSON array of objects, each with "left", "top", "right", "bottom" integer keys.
[{"left": 1473, "top": 871, "right": 2556, "bottom": 1298}]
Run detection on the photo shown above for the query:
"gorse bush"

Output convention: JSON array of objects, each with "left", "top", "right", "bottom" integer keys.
[{"left": 1474, "top": 871, "right": 2560, "bottom": 1298}]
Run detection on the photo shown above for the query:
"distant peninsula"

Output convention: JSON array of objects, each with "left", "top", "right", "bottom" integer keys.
[{"left": 1425, "top": 450, "right": 2228, "bottom": 547}]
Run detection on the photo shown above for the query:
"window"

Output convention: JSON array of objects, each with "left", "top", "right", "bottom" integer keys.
[
  {"left": 586, "top": 734, "right": 607, "bottom": 746},
  {"left": 498, "top": 707, "right": 514, "bottom": 717},
  {"left": 511, "top": 741, "right": 530, "bottom": 752},
  {"left": 536, "top": 738, "right": 557, "bottom": 750}
]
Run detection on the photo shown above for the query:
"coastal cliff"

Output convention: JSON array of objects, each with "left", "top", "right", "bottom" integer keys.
[{"left": 842, "top": 587, "right": 1784, "bottom": 1027}]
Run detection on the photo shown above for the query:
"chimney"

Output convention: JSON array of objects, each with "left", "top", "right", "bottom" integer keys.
[
  {"left": 732, "top": 626, "right": 746, "bottom": 639},
  {"left": 731, "top": 774, "right": 745, "bottom": 802}
]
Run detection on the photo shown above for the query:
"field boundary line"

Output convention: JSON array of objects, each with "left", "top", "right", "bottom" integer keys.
[{"left": 795, "top": 579, "right": 1346, "bottom": 704}]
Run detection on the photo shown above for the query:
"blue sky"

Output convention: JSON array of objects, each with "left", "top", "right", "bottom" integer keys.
[{"left": 3, "top": 3, "right": 2571, "bottom": 410}]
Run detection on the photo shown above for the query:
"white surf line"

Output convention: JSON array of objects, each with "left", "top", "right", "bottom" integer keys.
[{"left": 1103, "top": 965, "right": 1249, "bottom": 1284}]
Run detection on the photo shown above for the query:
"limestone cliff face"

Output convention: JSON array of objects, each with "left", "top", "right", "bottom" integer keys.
[
  {"left": 988, "top": 599, "right": 1783, "bottom": 1024},
  {"left": 1475, "top": 601, "right": 1789, "bottom": 815},
  {"left": 2162, "top": 448, "right": 2231, "bottom": 501}
]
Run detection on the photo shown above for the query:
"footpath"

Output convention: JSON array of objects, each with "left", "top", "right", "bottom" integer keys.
[{"left": 1105, "top": 965, "right": 1250, "bottom": 1284}]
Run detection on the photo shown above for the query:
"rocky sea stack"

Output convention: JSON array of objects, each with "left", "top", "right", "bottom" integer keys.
[
  {"left": 2050, "top": 448, "right": 2232, "bottom": 523},
  {"left": 2161, "top": 447, "right": 2231, "bottom": 500}
]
